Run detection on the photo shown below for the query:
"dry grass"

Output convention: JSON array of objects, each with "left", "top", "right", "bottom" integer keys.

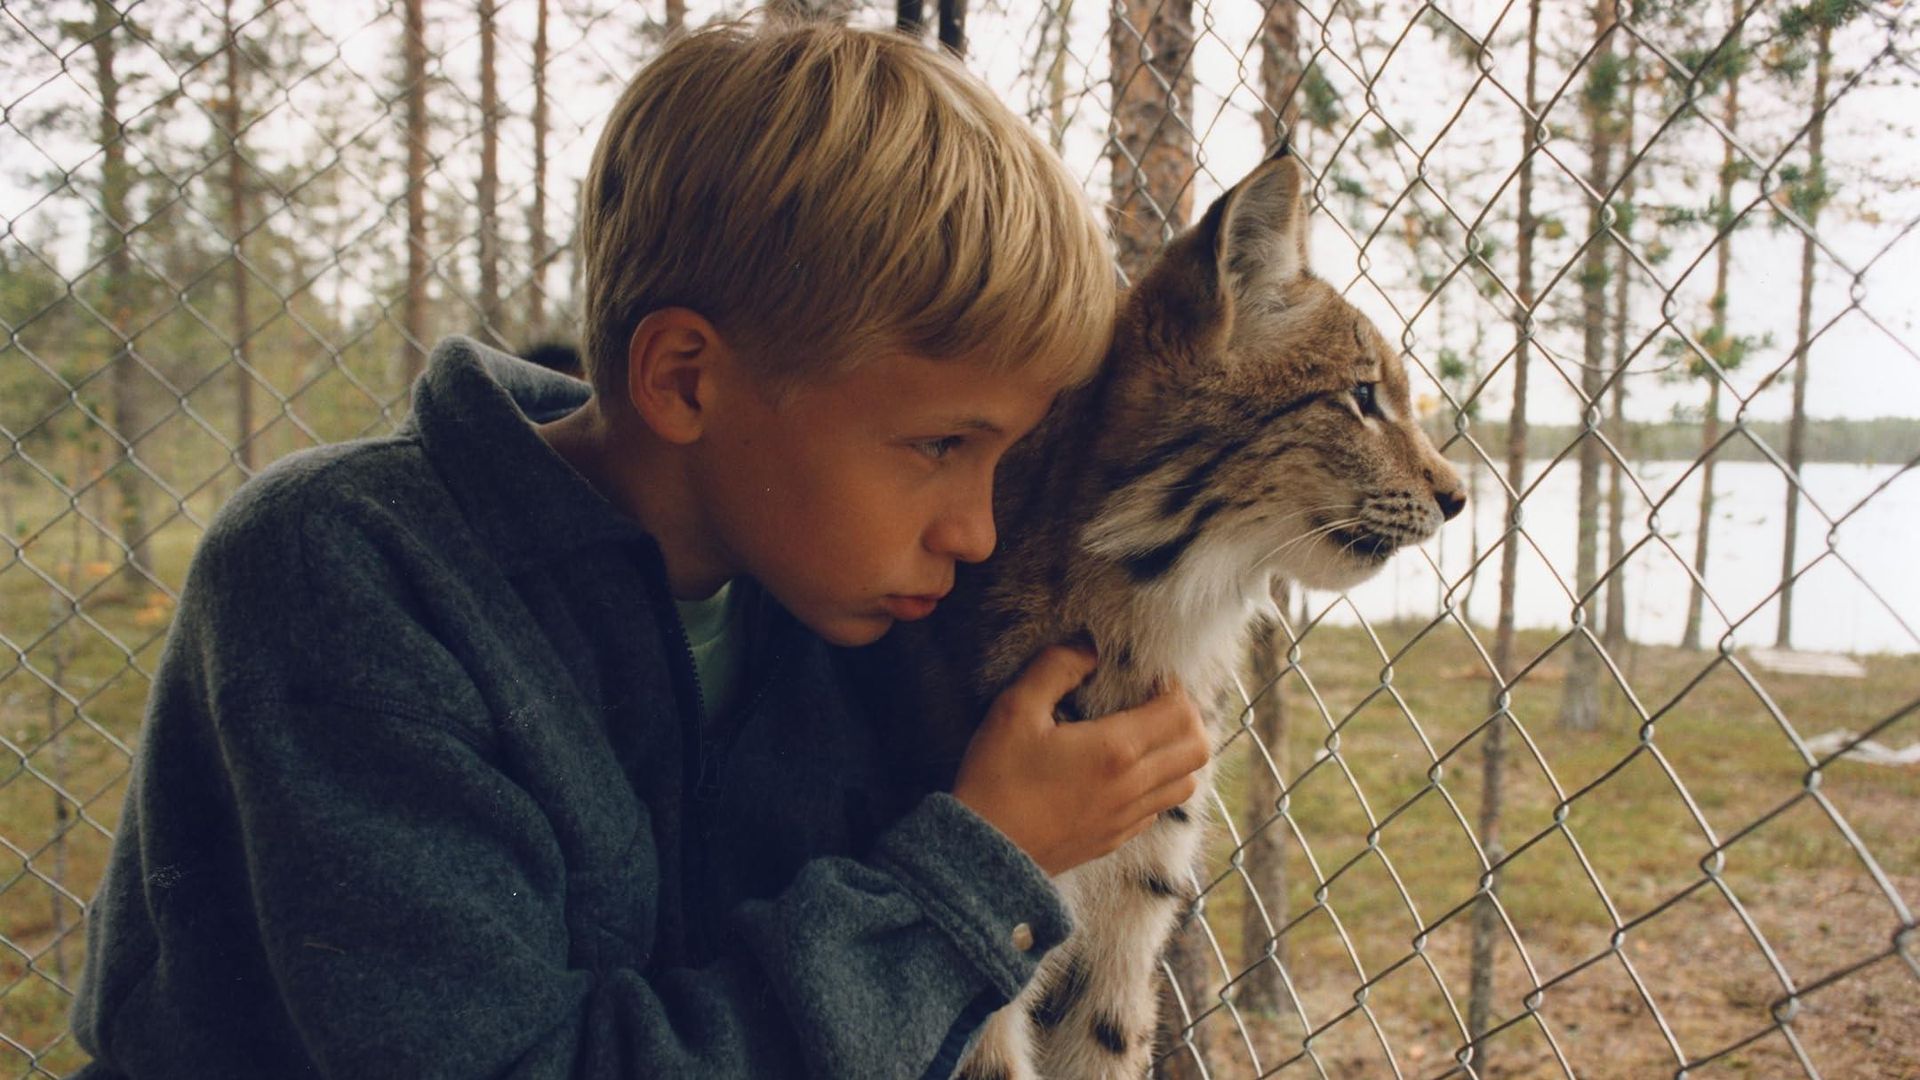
[
  {"left": 2, "top": 504, "right": 1915, "bottom": 1078},
  {"left": 1174, "top": 618, "right": 1920, "bottom": 1079}
]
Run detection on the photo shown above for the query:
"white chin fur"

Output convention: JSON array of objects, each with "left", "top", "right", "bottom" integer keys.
[{"left": 1267, "top": 538, "right": 1393, "bottom": 592}]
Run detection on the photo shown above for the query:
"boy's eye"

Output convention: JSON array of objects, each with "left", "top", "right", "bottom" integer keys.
[
  {"left": 915, "top": 436, "right": 966, "bottom": 461},
  {"left": 1351, "top": 382, "right": 1380, "bottom": 416}
]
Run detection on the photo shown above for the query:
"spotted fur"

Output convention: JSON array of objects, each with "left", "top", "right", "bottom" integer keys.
[{"left": 861, "top": 148, "right": 1465, "bottom": 1079}]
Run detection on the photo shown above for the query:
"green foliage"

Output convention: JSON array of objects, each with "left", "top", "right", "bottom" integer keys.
[
  {"left": 1659, "top": 323, "right": 1770, "bottom": 377},
  {"left": 1778, "top": 0, "right": 1870, "bottom": 43},
  {"left": 1763, "top": 2, "right": 1865, "bottom": 80},
  {"left": 1584, "top": 49, "right": 1627, "bottom": 114},
  {"left": 1779, "top": 162, "right": 1832, "bottom": 222},
  {"left": 1655, "top": 204, "right": 1704, "bottom": 228},
  {"left": 1301, "top": 64, "right": 1344, "bottom": 129},
  {"left": 1577, "top": 258, "right": 1612, "bottom": 293},
  {"left": 1674, "top": 33, "right": 1752, "bottom": 98},
  {"left": 1613, "top": 199, "right": 1641, "bottom": 235}
]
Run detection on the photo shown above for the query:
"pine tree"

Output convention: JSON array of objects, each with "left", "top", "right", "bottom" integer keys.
[
  {"left": 221, "top": 0, "right": 259, "bottom": 475},
  {"left": 1766, "top": 1, "right": 1863, "bottom": 647},
  {"left": 401, "top": 0, "right": 430, "bottom": 382},
  {"left": 1237, "top": 0, "right": 1303, "bottom": 1024},
  {"left": 530, "top": 0, "right": 553, "bottom": 341},
  {"left": 1602, "top": 37, "right": 1642, "bottom": 651},
  {"left": 1106, "top": 0, "right": 1203, "bottom": 1070},
  {"left": 1108, "top": 0, "right": 1195, "bottom": 280},
  {"left": 1470, "top": 0, "right": 1542, "bottom": 1062},
  {"left": 477, "top": 0, "right": 504, "bottom": 347},
  {"left": 88, "top": 0, "right": 153, "bottom": 579},
  {"left": 1681, "top": 1, "right": 1754, "bottom": 651},
  {"left": 1558, "top": 0, "right": 1623, "bottom": 731}
]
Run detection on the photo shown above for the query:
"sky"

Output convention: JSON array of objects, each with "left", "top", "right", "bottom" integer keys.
[{"left": 4, "top": 0, "right": 1916, "bottom": 427}]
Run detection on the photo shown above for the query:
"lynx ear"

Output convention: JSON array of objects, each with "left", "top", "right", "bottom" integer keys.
[{"left": 1215, "top": 147, "right": 1312, "bottom": 301}]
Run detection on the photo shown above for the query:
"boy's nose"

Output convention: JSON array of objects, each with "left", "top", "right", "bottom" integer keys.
[
  {"left": 936, "top": 512, "right": 996, "bottom": 564},
  {"left": 928, "top": 493, "right": 997, "bottom": 565}
]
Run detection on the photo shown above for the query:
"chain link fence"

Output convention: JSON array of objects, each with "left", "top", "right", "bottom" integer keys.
[{"left": 3, "top": 0, "right": 1916, "bottom": 1076}]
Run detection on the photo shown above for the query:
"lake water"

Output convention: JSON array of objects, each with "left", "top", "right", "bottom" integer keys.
[{"left": 1309, "top": 460, "right": 1920, "bottom": 657}]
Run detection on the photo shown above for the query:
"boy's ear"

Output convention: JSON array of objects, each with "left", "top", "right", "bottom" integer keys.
[{"left": 625, "top": 308, "right": 722, "bottom": 445}]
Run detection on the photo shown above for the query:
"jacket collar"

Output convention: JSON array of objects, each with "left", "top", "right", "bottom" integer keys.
[
  {"left": 403, "top": 335, "right": 821, "bottom": 715},
  {"left": 402, "top": 335, "right": 652, "bottom": 574}
]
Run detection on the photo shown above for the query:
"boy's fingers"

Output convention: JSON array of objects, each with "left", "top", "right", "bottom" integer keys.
[
  {"left": 1001, "top": 644, "right": 1097, "bottom": 719},
  {"left": 1125, "top": 770, "right": 1201, "bottom": 826},
  {"left": 1106, "top": 689, "right": 1206, "bottom": 752},
  {"left": 1138, "top": 725, "right": 1211, "bottom": 782}
]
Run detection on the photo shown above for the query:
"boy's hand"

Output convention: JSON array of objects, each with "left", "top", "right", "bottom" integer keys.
[{"left": 951, "top": 644, "right": 1210, "bottom": 877}]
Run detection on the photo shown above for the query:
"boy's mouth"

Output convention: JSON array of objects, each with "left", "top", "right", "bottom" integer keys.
[{"left": 883, "top": 593, "right": 945, "bottom": 620}]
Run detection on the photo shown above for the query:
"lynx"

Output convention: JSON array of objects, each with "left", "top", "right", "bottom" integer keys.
[{"left": 859, "top": 147, "right": 1467, "bottom": 1080}]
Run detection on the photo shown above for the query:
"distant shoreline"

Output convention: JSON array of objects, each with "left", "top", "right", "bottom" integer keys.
[{"left": 1430, "top": 416, "right": 1920, "bottom": 467}]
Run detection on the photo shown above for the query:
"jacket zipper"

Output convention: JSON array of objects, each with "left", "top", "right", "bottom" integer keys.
[
  {"left": 640, "top": 555, "right": 715, "bottom": 963},
  {"left": 662, "top": 578, "right": 790, "bottom": 961},
  {"left": 667, "top": 614, "right": 722, "bottom": 802}
]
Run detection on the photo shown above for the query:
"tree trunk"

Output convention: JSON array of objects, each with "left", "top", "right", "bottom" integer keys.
[
  {"left": 90, "top": 0, "right": 151, "bottom": 579},
  {"left": 478, "top": 0, "right": 503, "bottom": 347},
  {"left": 47, "top": 465, "right": 85, "bottom": 987},
  {"left": 1237, "top": 1, "right": 1300, "bottom": 1024},
  {"left": 1239, "top": 583, "right": 1291, "bottom": 1019},
  {"left": 1559, "top": 0, "right": 1618, "bottom": 732},
  {"left": 1685, "top": 379, "right": 1722, "bottom": 649},
  {"left": 1777, "top": 18, "right": 1829, "bottom": 649},
  {"left": 1683, "top": 2, "right": 1743, "bottom": 652},
  {"left": 1257, "top": 0, "right": 1303, "bottom": 146},
  {"left": 530, "top": 0, "right": 550, "bottom": 341},
  {"left": 223, "top": 0, "right": 257, "bottom": 477},
  {"left": 1469, "top": 0, "right": 1541, "bottom": 1064},
  {"left": 1108, "top": 0, "right": 1195, "bottom": 281},
  {"left": 1031, "top": 0, "right": 1074, "bottom": 150},
  {"left": 1603, "top": 42, "right": 1638, "bottom": 651},
  {"left": 1110, "top": 0, "right": 1201, "bottom": 1071},
  {"left": 666, "top": 0, "right": 685, "bottom": 32},
  {"left": 402, "top": 0, "right": 430, "bottom": 384},
  {"left": 937, "top": 0, "right": 967, "bottom": 56}
]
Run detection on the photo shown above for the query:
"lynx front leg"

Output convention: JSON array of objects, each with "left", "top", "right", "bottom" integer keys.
[
  {"left": 954, "top": 981, "right": 1042, "bottom": 1080},
  {"left": 1030, "top": 838, "right": 1196, "bottom": 1080}
]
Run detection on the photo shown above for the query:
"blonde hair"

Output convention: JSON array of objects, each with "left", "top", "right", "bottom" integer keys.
[{"left": 577, "top": 19, "right": 1115, "bottom": 404}]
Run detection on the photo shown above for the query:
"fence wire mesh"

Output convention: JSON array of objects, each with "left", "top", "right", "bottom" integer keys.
[{"left": 2, "top": 0, "right": 1917, "bottom": 1077}]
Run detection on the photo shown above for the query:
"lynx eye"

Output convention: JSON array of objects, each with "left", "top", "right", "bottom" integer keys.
[{"left": 1351, "top": 382, "right": 1380, "bottom": 417}]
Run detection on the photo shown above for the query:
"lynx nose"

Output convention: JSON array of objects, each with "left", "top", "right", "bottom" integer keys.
[{"left": 1435, "top": 486, "right": 1467, "bottom": 522}]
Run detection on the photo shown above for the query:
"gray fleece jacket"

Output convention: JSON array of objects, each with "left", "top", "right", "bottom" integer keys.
[{"left": 68, "top": 336, "right": 1070, "bottom": 1079}]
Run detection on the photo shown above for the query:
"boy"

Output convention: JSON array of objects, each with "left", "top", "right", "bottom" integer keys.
[{"left": 68, "top": 20, "right": 1208, "bottom": 1080}]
